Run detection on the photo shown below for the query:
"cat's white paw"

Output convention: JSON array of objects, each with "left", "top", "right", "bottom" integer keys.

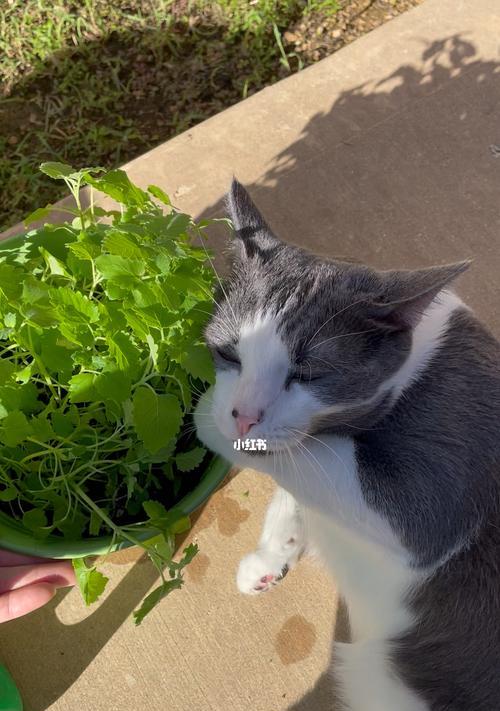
[{"left": 236, "top": 550, "right": 289, "bottom": 595}]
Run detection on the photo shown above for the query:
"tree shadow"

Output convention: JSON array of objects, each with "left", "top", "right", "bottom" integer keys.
[{"left": 200, "top": 34, "right": 500, "bottom": 336}]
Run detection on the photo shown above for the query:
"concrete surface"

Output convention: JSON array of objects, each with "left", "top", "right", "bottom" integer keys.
[{"left": 1, "top": 0, "right": 500, "bottom": 709}]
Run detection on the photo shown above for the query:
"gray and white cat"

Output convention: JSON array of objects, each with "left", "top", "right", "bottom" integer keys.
[{"left": 194, "top": 180, "right": 500, "bottom": 711}]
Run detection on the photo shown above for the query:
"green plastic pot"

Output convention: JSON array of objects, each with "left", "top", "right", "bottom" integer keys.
[
  {"left": 0, "top": 454, "right": 230, "bottom": 559},
  {"left": 0, "top": 665, "right": 22, "bottom": 711}
]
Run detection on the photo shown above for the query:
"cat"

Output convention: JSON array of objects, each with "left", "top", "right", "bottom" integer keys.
[{"left": 194, "top": 179, "right": 500, "bottom": 711}]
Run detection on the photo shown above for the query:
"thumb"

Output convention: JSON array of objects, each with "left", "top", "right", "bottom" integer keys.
[{"left": 0, "top": 582, "right": 56, "bottom": 623}]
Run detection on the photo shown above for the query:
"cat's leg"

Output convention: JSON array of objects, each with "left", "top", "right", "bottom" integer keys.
[
  {"left": 237, "top": 486, "right": 306, "bottom": 595},
  {"left": 334, "top": 640, "right": 429, "bottom": 711}
]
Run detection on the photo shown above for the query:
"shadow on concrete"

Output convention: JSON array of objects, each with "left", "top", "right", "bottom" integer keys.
[
  {"left": 201, "top": 34, "right": 500, "bottom": 336},
  {"left": 1, "top": 554, "right": 157, "bottom": 711},
  {"left": 0, "top": 515, "right": 203, "bottom": 711},
  {"left": 1, "top": 32, "right": 500, "bottom": 711}
]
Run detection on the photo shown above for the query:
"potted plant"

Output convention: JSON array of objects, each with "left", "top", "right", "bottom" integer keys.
[{"left": 0, "top": 164, "right": 230, "bottom": 624}]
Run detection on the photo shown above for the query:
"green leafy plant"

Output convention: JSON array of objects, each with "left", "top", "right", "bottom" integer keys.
[{"left": 0, "top": 163, "right": 226, "bottom": 623}]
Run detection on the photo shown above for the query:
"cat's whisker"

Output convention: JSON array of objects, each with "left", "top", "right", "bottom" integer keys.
[
  {"left": 289, "top": 435, "right": 332, "bottom": 489},
  {"left": 284, "top": 441, "right": 306, "bottom": 503},
  {"left": 310, "top": 327, "right": 378, "bottom": 352},
  {"left": 193, "top": 232, "right": 240, "bottom": 332},
  {"left": 304, "top": 355, "right": 343, "bottom": 374},
  {"left": 306, "top": 297, "right": 368, "bottom": 346},
  {"left": 284, "top": 436, "right": 335, "bottom": 516},
  {"left": 289, "top": 427, "right": 350, "bottom": 473}
]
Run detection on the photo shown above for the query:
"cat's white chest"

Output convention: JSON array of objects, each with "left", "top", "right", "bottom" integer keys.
[
  {"left": 266, "top": 432, "right": 420, "bottom": 641},
  {"left": 302, "top": 506, "right": 418, "bottom": 641},
  {"left": 301, "top": 505, "right": 429, "bottom": 711}
]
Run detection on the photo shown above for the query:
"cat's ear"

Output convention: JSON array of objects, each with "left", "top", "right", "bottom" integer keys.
[
  {"left": 366, "top": 260, "right": 471, "bottom": 331},
  {"left": 226, "top": 178, "right": 280, "bottom": 259}
]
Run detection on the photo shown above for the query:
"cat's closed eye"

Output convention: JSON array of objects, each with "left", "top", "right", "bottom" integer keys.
[
  {"left": 214, "top": 346, "right": 241, "bottom": 367},
  {"left": 287, "top": 368, "right": 323, "bottom": 386}
]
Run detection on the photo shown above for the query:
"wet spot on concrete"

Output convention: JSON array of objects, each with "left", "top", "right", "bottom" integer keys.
[
  {"left": 187, "top": 552, "right": 210, "bottom": 583},
  {"left": 275, "top": 615, "right": 316, "bottom": 665},
  {"left": 194, "top": 485, "right": 250, "bottom": 537}
]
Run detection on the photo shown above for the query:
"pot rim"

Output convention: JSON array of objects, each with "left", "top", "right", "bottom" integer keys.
[{"left": 0, "top": 456, "right": 231, "bottom": 559}]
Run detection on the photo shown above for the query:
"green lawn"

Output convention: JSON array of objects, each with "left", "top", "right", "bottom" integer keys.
[{"left": 0, "top": 0, "right": 414, "bottom": 231}]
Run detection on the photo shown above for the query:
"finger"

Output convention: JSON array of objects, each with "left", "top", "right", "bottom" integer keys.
[
  {"left": 0, "top": 561, "right": 76, "bottom": 594},
  {"left": 0, "top": 583, "right": 56, "bottom": 623},
  {"left": 0, "top": 551, "right": 50, "bottom": 566}
]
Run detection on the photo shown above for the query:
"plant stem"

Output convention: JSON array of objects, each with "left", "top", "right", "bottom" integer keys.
[{"left": 71, "top": 482, "right": 141, "bottom": 549}]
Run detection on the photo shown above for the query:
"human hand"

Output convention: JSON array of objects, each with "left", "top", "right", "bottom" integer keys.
[{"left": 0, "top": 550, "right": 75, "bottom": 623}]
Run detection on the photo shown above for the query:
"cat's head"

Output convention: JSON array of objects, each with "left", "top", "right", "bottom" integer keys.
[{"left": 204, "top": 179, "right": 469, "bottom": 450}]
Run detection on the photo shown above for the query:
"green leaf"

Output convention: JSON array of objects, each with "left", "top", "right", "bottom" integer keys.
[
  {"left": 147, "top": 185, "right": 172, "bottom": 206},
  {"left": 15, "top": 363, "right": 33, "bottom": 384},
  {"left": 163, "top": 212, "right": 192, "bottom": 239},
  {"left": 57, "top": 509, "right": 88, "bottom": 539},
  {"left": 142, "top": 499, "right": 168, "bottom": 524},
  {"left": 0, "top": 264, "right": 23, "bottom": 301},
  {"left": 175, "top": 446, "right": 206, "bottom": 472},
  {"left": 87, "top": 169, "right": 150, "bottom": 208},
  {"left": 68, "top": 236, "right": 101, "bottom": 261},
  {"left": 132, "top": 387, "right": 182, "bottom": 454},
  {"left": 68, "top": 373, "right": 97, "bottom": 403},
  {"left": 95, "top": 254, "right": 145, "bottom": 280},
  {"left": 94, "top": 370, "right": 131, "bottom": 403},
  {"left": 142, "top": 533, "right": 174, "bottom": 561},
  {"left": 0, "top": 360, "right": 15, "bottom": 385},
  {"left": 40, "top": 163, "right": 104, "bottom": 182},
  {"left": 177, "top": 542, "right": 199, "bottom": 568},
  {"left": 50, "top": 410, "right": 74, "bottom": 437},
  {"left": 0, "top": 411, "right": 32, "bottom": 446},
  {"left": 107, "top": 332, "right": 141, "bottom": 378},
  {"left": 39, "top": 330, "right": 75, "bottom": 377},
  {"left": 49, "top": 288, "right": 99, "bottom": 323},
  {"left": 23, "top": 205, "right": 54, "bottom": 226},
  {"left": 133, "top": 577, "right": 183, "bottom": 625},
  {"left": 4, "top": 312, "right": 16, "bottom": 328},
  {"left": 142, "top": 500, "right": 191, "bottom": 534},
  {"left": 102, "top": 231, "right": 145, "bottom": 261},
  {"left": 30, "top": 416, "right": 55, "bottom": 443},
  {"left": 39, "top": 246, "right": 71, "bottom": 278},
  {"left": 0, "top": 486, "right": 18, "bottom": 502},
  {"left": 179, "top": 344, "right": 215, "bottom": 384},
  {"left": 39, "top": 162, "right": 75, "bottom": 179},
  {"left": 72, "top": 558, "right": 109, "bottom": 605},
  {"left": 0, "top": 383, "right": 40, "bottom": 418}
]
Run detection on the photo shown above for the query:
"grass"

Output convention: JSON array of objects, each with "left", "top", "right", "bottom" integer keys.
[{"left": 0, "top": 0, "right": 343, "bottom": 231}]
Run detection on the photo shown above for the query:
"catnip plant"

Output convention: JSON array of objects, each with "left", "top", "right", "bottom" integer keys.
[{"left": 0, "top": 164, "right": 226, "bottom": 623}]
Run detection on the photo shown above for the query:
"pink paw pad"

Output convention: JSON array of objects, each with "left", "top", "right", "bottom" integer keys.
[{"left": 254, "top": 574, "right": 275, "bottom": 591}]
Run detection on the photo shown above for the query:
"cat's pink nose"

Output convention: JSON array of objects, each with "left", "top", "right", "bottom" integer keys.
[{"left": 231, "top": 408, "right": 262, "bottom": 437}]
